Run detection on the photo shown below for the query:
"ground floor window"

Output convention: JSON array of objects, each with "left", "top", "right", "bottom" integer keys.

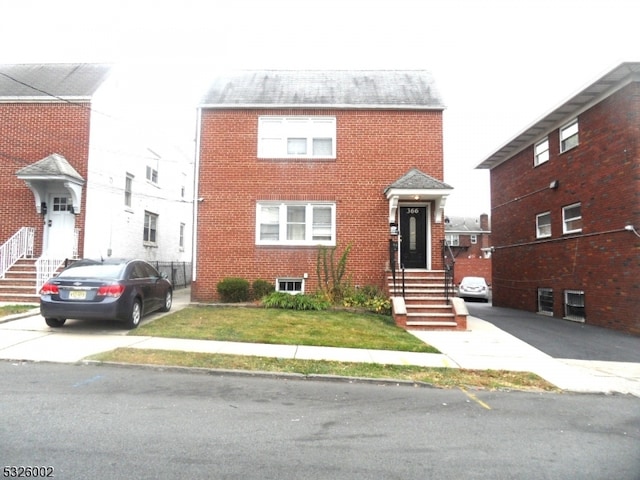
[
  {"left": 144, "top": 211, "right": 158, "bottom": 245},
  {"left": 564, "top": 290, "right": 585, "bottom": 322},
  {"left": 537, "top": 288, "right": 553, "bottom": 315},
  {"left": 276, "top": 277, "right": 304, "bottom": 294},
  {"left": 256, "top": 202, "right": 335, "bottom": 246}
]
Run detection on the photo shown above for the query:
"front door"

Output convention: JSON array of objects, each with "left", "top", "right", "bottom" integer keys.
[
  {"left": 399, "top": 205, "right": 428, "bottom": 269},
  {"left": 44, "top": 194, "right": 76, "bottom": 257}
]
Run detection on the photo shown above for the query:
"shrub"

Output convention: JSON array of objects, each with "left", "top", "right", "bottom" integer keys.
[
  {"left": 217, "top": 278, "right": 250, "bottom": 303},
  {"left": 316, "top": 243, "right": 352, "bottom": 303},
  {"left": 343, "top": 285, "right": 392, "bottom": 315},
  {"left": 252, "top": 279, "right": 275, "bottom": 300},
  {"left": 262, "top": 292, "right": 330, "bottom": 311}
]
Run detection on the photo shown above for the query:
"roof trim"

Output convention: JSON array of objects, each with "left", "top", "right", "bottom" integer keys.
[
  {"left": 199, "top": 103, "right": 445, "bottom": 111},
  {"left": 476, "top": 62, "right": 640, "bottom": 170}
]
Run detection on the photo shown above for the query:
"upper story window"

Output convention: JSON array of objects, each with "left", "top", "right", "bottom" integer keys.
[
  {"left": 470, "top": 234, "right": 478, "bottom": 244},
  {"left": 258, "top": 117, "right": 336, "bottom": 159},
  {"left": 534, "top": 137, "right": 549, "bottom": 166},
  {"left": 256, "top": 202, "right": 336, "bottom": 246},
  {"left": 146, "top": 165, "right": 158, "bottom": 184},
  {"left": 445, "top": 234, "right": 459, "bottom": 247},
  {"left": 562, "top": 203, "right": 582, "bottom": 234},
  {"left": 124, "top": 173, "right": 133, "bottom": 208},
  {"left": 560, "top": 119, "right": 579, "bottom": 153},
  {"left": 536, "top": 212, "right": 551, "bottom": 238}
]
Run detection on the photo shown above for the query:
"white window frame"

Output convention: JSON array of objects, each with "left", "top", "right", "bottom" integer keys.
[
  {"left": 536, "top": 212, "right": 551, "bottom": 238},
  {"left": 560, "top": 119, "right": 579, "bottom": 153},
  {"left": 258, "top": 116, "right": 336, "bottom": 159},
  {"left": 562, "top": 203, "right": 582, "bottom": 234},
  {"left": 124, "top": 173, "right": 133, "bottom": 208},
  {"left": 537, "top": 288, "right": 553, "bottom": 316},
  {"left": 445, "top": 234, "right": 459, "bottom": 247},
  {"left": 564, "top": 289, "right": 585, "bottom": 322},
  {"left": 276, "top": 277, "right": 305, "bottom": 294},
  {"left": 146, "top": 165, "right": 158, "bottom": 184},
  {"left": 534, "top": 137, "right": 549, "bottom": 166},
  {"left": 179, "top": 223, "right": 185, "bottom": 250},
  {"left": 470, "top": 234, "right": 478, "bottom": 244},
  {"left": 256, "top": 202, "right": 336, "bottom": 246},
  {"left": 143, "top": 211, "right": 158, "bottom": 245}
]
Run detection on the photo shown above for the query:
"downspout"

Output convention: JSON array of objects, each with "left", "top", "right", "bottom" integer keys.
[{"left": 191, "top": 106, "right": 202, "bottom": 283}]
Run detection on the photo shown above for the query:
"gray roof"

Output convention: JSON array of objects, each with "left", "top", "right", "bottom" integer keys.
[
  {"left": 445, "top": 216, "right": 490, "bottom": 233},
  {"left": 16, "top": 153, "right": 83, "bottom": 181},
  {"left": 385, "top": 168, "right": 453, "bottom": 192},
  {"left": 200, "top": 70, "right": 445, "bottom": 109},
  {"left": 0, "top": 63, "right": 111, "bottom": 99},
  {"left": 477, "top": 62, "right": 640, "bottom": 170}
]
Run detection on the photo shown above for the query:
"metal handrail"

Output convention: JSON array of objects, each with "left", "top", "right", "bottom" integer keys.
[
  {"left": 35, "top": 257, "right": 65, "bottom": 294},
  {"left": 443, "top": 240, "right": 456, "bottom": 304},
  {"left": 0, "top": 227, "right": 35, "bottom": 279}
]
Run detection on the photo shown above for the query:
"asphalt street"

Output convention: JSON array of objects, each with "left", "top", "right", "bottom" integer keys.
[
  {"left": 466, "top": 302, "right": 640, "bottom": 363},
  {"left": 1, "top": 362, "right": 639, "bottom": 480}
]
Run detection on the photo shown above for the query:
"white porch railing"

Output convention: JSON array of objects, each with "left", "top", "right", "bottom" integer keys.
[
  {"left": 36, "top": 257, "right": 66, "bottom": 294},
  {"left": 0, "top": 227, "right": 35, "bottom": 279}
]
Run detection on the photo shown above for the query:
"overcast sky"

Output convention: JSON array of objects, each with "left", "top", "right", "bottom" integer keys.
[{"left": 1, "top": 0, "right": 638, "bottom": 216}]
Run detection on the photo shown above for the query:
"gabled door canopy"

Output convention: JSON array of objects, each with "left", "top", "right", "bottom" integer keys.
[
  {"left": 384, "top": 168, "right": 453, "bottom": 223},
  {"left": 16, "top": 153, "right": 85, "bottom": 214}
]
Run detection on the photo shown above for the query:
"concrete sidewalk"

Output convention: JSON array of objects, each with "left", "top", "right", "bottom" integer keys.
[{"left": 1, "top": 289, "right": 639, "bottom": 397}]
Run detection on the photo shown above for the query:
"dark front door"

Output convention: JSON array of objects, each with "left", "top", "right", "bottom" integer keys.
[{"left": 399, "top": 206, "right": 427, "bottom": 269}]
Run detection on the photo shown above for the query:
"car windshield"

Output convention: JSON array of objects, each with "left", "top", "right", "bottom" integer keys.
[{"left": 57, "top": 264, "right": 126, "bottom": 280}]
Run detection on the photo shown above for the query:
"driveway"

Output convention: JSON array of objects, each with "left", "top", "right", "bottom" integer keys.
[{"left": 465, "top": 302, "right": 640, "bottom": 363}]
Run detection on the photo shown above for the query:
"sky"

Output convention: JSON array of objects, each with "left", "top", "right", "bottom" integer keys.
[{"left": 1, "top": 0, "right": 638, "bottom": 216}]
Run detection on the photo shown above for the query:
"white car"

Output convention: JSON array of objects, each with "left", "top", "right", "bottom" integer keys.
[{"left": 458, "top": 276, "right": 489, "bottom": 302}]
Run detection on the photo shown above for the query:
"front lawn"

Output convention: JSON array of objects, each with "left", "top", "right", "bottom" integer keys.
[{"left": 134, "top": 305, "right": 438, "bottom": 353}]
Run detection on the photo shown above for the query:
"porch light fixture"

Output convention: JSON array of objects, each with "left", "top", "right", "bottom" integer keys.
[{"left": 413, "top": 195, "right": 420, "bottom": 200}]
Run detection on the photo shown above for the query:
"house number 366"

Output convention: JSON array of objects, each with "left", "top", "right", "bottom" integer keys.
[{"left": 406, "top": 208, "right": 420, "bottom": 214}]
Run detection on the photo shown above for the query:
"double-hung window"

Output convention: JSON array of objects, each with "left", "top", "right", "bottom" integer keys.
[
  {"left": 124, "top": 173, "right": 133, "bottom": 208},
  {"left": 562, "top": 203, "right": 582, "bottom": 234},
  {"left": 256, "top": 202, "right": 336, "bottom": 246},
  {"left": 143, "top": 211, "right": 158, "bottom": 245},
  {"left": 258, "top": 117, "right": 336, "bottom": 159},
  {"left": 536, "top": 212, "right": 551, "bottom": 238},
  {"left": 560, "top": 119, "right": 579, "bottom": 153},
  {"left": 534, "top": 137, "right": 549, "bottom": 166}
]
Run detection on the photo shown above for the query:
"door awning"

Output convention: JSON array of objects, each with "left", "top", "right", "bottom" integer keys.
[
  {"left": 16, "top": 153, "right": 85, "bottom": 214},
  {"left": 384, "top": 168, "right": 453, "bottom": 223}
]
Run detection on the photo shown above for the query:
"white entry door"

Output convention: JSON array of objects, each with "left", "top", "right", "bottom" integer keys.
[{"left": 44, "top": 195, "right": 76, "bottom": 257}]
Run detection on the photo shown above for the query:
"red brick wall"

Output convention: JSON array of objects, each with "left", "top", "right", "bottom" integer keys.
[
  {"left": 0, "top": 102, "right": 92, "bottom": 256},
  {"left": 453, "top": 258, "right": 492, "bottom": 285},
  {"left": 194, "top": 108, "right": 445, "bottom": 302},
  {"left": 490, "top": 82, "right": 640, "bottom": 334}
]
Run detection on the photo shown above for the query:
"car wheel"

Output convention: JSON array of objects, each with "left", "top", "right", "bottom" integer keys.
[
  {"left": 159, "top": 290, "right": 172, "bottom": 312},
  {"left": 125, "top": 299, "right": 142, "bottom": 329},
  {"left": 45, "top": 318, "right": 66, "bottom": 328}
]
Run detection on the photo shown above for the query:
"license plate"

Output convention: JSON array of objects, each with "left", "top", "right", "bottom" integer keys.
[{"left": 69, "top": 290, "right": 86, "bottom": 300}]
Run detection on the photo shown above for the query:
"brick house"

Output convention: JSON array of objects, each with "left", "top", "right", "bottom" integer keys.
[
  {"left": 477, "top": 62, "right": 640, "bottom": 335},
  {"left": 193, "top": 70, "right": 467, "bottom": 328},
  {"left": 0, "top": 63, "right": 193, "bottom": 301},
  {"left": 444, "top": 214, "right": 492, "bottom": 284}
]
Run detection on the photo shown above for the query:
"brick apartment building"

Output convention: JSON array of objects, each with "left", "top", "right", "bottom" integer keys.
[
  {"left": 192, "top": 70, "right": 467, "bottom": 328},
  {"left": 477, "top": 62, "right": 640, "bottom": 335}
]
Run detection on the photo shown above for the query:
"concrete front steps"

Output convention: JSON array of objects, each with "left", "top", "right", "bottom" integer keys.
[
  {"left": 0, "top": 258, "right": 40, "bottom": 304},
  {"left": 388, "top": 270, "right": 467, "bottom": 331}
]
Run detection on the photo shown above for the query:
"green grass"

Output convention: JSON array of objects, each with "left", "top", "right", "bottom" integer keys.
[
  {"left": 91, "top": 348, "right": 558, "bottom": 392},
  {"left": 0, "top": 304, "right": 38, "bottom": 317},
  {"left": 134, "top": 305, "right": 438, "bottom": 353}
]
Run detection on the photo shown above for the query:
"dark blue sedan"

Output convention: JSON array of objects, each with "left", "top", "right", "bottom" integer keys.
[{"left": 40, "top": 258, "right": 173, "bottom": 329}]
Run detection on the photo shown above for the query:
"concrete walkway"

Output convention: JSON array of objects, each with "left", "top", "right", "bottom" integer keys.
[{"left": 1, "top": 289, "right": 639, "bottom": 397}]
